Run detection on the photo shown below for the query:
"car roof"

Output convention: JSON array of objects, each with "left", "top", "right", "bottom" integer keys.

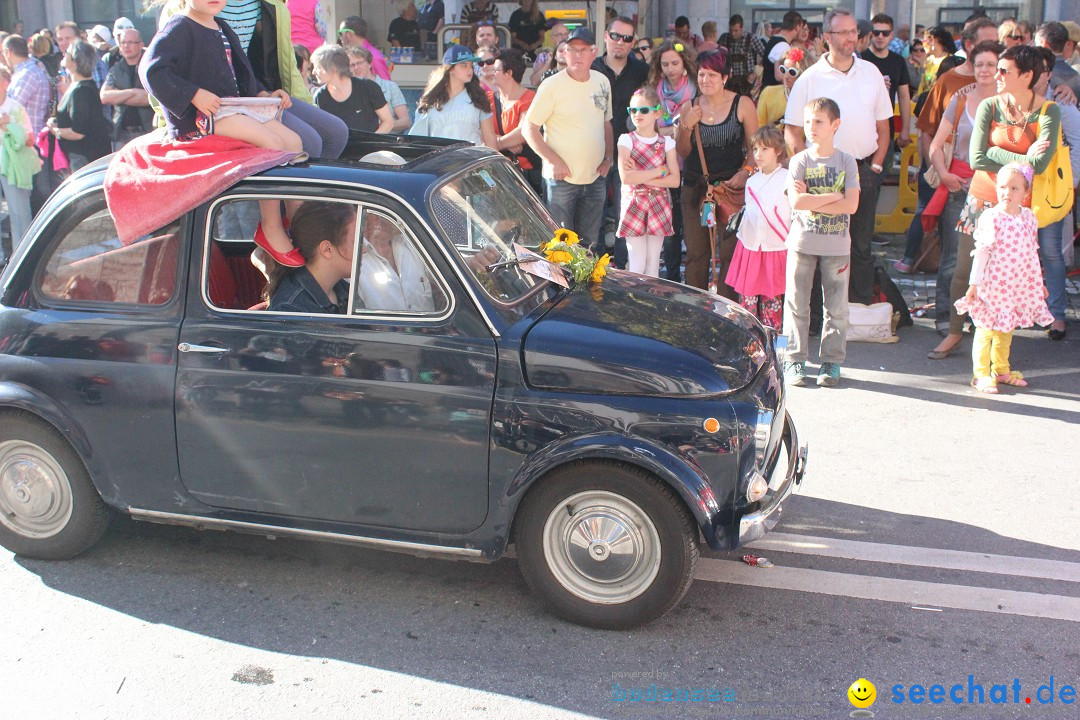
[{"left": 76, "top": 132, "right": 499, "bottom": 201}]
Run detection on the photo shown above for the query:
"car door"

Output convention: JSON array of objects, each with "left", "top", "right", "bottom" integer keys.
[
  {"left": 173, "top": 187, "right": 498, "bottom": 534},
  {"left": 1, "top": 188, "right": 186, "bottom": 510}
]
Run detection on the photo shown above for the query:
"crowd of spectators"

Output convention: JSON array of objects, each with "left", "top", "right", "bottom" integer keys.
[{"left": 0, "top": 4, "right": 1076, "bottom": 359}]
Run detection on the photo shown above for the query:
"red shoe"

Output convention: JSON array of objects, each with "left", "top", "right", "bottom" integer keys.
[{"left": 254, "top": 220, "right": 304, "bottom": 267}]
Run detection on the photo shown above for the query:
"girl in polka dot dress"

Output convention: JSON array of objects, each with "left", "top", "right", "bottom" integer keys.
[{"left": 954, "top": 163, "right": 1053, "bottom": 394}]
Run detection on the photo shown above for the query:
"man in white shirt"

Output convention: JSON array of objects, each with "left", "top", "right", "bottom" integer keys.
[
  {"left": 784, "top": 8, "right": 892, "bottom": 306},
  {"left": 523, "top": 27, "right": 613, "bottom": 256}
]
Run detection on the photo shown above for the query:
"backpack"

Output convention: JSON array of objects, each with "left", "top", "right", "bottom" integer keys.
[{"left": 1031, "top": 102, "right": 1074, "bottom": 228}]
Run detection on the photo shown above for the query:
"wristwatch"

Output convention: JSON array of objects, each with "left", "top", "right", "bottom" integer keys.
[{"left": 870, "top": 162, "right": 883, "bottom": 173}]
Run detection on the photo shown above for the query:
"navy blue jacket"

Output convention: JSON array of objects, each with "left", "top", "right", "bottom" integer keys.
[
  {"left": 141, "top": 14, "right": 266, "bottom": 139},
  {"left": 268, "top": 266, "right": 350, "bottom": 314}
]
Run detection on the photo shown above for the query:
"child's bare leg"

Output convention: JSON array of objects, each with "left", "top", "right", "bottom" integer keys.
[
  {"left": 262, "top": 119, "right": 304, "bottom": 154},
  {"left": 257, "top": 199, "right": 293, "bottom": 256},
  {"left": 214, "top": 114, "right": 296, "bottom": 151}
]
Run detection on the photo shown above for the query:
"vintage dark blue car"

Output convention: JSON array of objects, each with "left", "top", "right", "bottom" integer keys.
[{"left": 0, "top": 135, "right": 805, "bottom": 629}]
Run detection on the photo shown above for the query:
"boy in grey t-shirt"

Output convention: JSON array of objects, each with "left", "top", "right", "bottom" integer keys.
[{"left": 782, "top": 98, "right": 860, "bottom": 387}]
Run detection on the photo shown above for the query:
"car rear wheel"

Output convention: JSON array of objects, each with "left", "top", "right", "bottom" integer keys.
[
  {"left": 0, "top": 414, "right": 110, "bottom": 560},
  {"left": 515, "top": 462, "right": 699, "bottom": 629}
]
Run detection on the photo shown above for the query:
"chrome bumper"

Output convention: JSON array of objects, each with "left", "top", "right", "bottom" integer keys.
[{"left": 738, "top": 411, "right": 807, "bottom": 545}]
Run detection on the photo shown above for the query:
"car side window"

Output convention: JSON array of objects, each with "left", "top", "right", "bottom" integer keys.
[
  {"left": 38, "top": 203, "right": 181, "bottom": 306},
  {"left": 354, "top": 209, "right": 448, "bottom": 315}
]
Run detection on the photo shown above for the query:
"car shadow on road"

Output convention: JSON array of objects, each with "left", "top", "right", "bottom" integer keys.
[{"left": 15, "top": 494, "right": 1080, "bottom": 718}]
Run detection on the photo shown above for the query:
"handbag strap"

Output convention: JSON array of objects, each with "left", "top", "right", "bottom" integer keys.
[{"left": 694, "top": 109, "right": 710, "bottom": 181}]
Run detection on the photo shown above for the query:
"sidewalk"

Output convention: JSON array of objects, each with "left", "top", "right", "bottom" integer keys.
[{"left": 874, "top": 233, "right": 1080, "bottom": 323}]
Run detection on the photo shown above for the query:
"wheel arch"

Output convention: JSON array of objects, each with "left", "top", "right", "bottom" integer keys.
[
  {"left": 0, "top": 383, "right": 111, "bottom": 503},
  {"left": 505, "top": 434, "right": 722, "bottom": 548}
]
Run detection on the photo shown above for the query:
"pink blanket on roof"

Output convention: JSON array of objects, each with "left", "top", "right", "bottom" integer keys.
[{"left": 104, "top": 133, "right": 298, "bottom": 245}]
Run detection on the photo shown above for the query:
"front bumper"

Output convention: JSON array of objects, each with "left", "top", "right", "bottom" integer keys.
[{"left": 737, "top": 411, "right": 807, "bottom": 545}]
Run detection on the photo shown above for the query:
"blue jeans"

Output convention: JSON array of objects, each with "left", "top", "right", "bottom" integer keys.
[
  {"left": 0, "top": 176, "right": 32, "bottom": 258},
  {"left": 282, "top": 99, "right": 349, "bottom": 160},
  {"left": 1037, "top": 217, "right": 1068, "bottom": 322},
  {"left": 604, "top": 170, "right": 628, "bottom": 268},
  {"left": 545, "top": 175, "right": 607, "bottom": 252},
  {"left": 934, "top": 190, "right": 965, "bottom": 329},
  {"left": 902, "top": 166, "right": 935, "bottom": 262}
]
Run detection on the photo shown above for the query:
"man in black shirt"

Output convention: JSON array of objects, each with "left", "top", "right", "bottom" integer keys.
[
  {"left": 591, "top": 15, "right": 648, "bottom": 268},
  {"left": 762, "top": 11, "right": 802, "bottom": 88},
  {"left": 388, "top": 3, "right": 422, "bottom": 50},
  {"left": 860, "top": 13, "right": 912, "bottom": 150}
]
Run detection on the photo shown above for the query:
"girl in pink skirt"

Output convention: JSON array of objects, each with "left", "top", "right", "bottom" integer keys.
[
  {"left": 617, "top": 86, "right": 681, "bottom": 276},
  {"left": 725, "top": 126, "right": 790, "bottom": 329},
  {"left": 955, "top": 163, "right": 1054, "bottom": 394}
]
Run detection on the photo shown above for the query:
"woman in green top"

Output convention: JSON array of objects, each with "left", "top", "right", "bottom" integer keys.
[{"left": 950, "top": 45, "right": 1060, "bottom": 346}]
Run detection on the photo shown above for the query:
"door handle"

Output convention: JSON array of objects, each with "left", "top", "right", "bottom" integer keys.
[{"left": 178, "top": 342, "right": 230, "bottom": 354}]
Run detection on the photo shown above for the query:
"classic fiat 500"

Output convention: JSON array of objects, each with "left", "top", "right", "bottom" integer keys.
[{"left": 0, "top": 136, "right": 805, "bottom": 629}]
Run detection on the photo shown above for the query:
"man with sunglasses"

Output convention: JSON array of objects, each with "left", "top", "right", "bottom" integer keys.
[
  {"left": 784, "top": 9, "right": 893, "bottom": 307},
  {"left": 591, "top": 16, "right": 649, "bottom": 268},
  {"left": 861, "top": 14, "right": 913, "bottom": 151},
  {"left": 338, "top": 16, "right": 390, "bottom": 80}
]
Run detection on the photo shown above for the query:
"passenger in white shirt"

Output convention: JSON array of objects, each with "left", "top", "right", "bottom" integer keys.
[{"left": 358, "top": 213, "right": 435, "bottom": 312}]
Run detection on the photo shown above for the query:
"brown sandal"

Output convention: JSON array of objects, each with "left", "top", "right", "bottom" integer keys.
[{"left": 928, "top": 334, "right": 963, "bottom": 360}]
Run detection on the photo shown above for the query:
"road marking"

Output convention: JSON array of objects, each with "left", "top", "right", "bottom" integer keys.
[
  {"left": 745, "top": 532, "right": 1080, "bottom": 583},
  {"left": 695, "top": 558, "right": 1080, "bottom": 623}
]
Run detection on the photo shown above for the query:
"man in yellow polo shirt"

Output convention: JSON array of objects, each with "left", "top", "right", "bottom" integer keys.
[{"left": 522, "top": 27, "right": 613, "bottom": 256}]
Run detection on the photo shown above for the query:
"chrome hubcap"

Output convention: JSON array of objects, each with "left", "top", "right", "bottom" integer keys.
[
  {"left": 542, "top": 491, "right": 661, "bottom": 604},
  {"left": 0, "top": 440, "right": 73, "bottom": 539}
]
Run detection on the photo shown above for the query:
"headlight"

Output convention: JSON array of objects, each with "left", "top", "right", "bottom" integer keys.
[{"left": 747, "top": 471, "right": 769, "bottom": 502}]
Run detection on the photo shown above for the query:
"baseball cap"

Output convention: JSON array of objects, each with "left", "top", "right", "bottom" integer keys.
[
  {"left": 90, "top": 25, "right": 113, "bottom": 46},
  {"left": 113, "top": 17, "right": 135, "bottom": 36},
  {"left": 443, "top": 44, "right": 482, "bottom": 65},
  {"left": 567, "top": 27, "right": 596, "bottom": 45}
]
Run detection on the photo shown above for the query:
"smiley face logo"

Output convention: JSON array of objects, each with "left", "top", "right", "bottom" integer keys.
[{"left": 848, "top": 678, "right": 876, "bottom": 708}]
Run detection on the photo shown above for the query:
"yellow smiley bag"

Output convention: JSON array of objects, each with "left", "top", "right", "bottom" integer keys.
[{"left": 1031, "top": 103, "right": 1073, "bottom": 228}]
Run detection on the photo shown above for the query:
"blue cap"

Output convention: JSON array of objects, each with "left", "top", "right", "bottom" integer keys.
[
  {"left": 443, "top": 44, "right": 482, "bottom": 65},
  {"left": 567, "top": 27, "right": 596, "bottom": 45}
]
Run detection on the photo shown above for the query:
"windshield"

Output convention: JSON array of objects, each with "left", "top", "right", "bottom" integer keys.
[{"left": 430, "top": 160, "right": 561, "bottom": 303}]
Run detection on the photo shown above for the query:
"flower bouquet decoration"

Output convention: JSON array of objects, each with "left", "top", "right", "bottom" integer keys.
[{"left": 542, "top": 229, "right": 611, "bottom": 285}]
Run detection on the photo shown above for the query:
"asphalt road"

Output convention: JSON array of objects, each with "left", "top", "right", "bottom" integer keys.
[{"left": 4, "top": 321, "right": 1078, "bottom": 720}]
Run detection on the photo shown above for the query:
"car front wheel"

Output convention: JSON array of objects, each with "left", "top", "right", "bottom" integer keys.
[
  {"left": 515, "top": 462, "right": 699, "bottom": 629},
  {"left": 0, "top": 414, "right": 110, "bottom": 560}
]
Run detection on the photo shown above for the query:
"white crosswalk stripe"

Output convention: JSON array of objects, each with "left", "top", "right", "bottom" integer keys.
[{"left": 697, "top": 533, "right": 1080, "bottom": 622}]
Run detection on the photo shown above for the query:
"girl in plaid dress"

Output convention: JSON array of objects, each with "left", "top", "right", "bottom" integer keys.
[{"left": 617, "top": 87, "right": 681, "bottom": 276}]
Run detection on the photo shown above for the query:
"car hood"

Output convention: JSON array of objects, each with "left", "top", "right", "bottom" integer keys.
[{"left": 522, "top": 273, "right": 769, "bottom": 397}]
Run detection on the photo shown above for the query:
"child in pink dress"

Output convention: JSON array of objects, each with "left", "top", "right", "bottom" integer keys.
[
  {"left": 954, "top": 163, "right": 1053, "bottom": 394},
  {"left": 725, "top": 126, "right": 790, "bottom": 329},
  {"left": 617, "top": 87, "right": 681, "bottom": 276}
]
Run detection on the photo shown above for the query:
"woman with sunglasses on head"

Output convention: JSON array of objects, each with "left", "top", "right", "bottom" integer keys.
[
  {"left": 941, "top": 46, "right": 1062, "bottom": 350},
  {"left": 410, "top": 44, "right": 497, "bottom": 149},
  {"left": 916, "top": 26, "right": 956, "bottom": 99},
  {"left": 675, "top": 48, "right": 758, "bottom": 294},
  {"left": 756, "top": 46, "right": 810, "bottom": 128}
]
